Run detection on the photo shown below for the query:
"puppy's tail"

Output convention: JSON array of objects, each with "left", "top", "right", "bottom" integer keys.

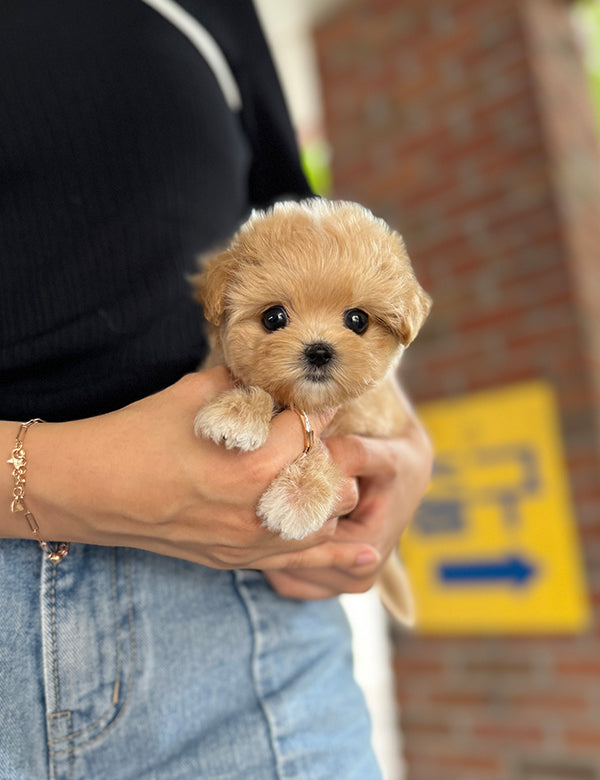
[{"left": 377, "top": 555, "right": 416, "bottom": 628}]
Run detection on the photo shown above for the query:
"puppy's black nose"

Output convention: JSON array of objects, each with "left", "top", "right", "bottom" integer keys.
[{"left": 304, "top": 342, "right": 334, "bottom": 367}]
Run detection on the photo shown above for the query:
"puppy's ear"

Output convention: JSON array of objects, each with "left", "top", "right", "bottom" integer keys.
[
  {"left": 385, "top": 232, "right": 432, "bottom": 345},
  {"left": 191, "top": 249, "right": 236, "bottom": 326},
  {"left": 392, "top": 281, "right": 432, "bottom": 346}
]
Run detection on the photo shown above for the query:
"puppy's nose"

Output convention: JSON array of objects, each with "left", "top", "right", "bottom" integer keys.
[{"left": 304, "top": 342, "right": 334, "bottom": 367}]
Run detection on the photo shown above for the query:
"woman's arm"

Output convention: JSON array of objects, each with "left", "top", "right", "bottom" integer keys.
[{"left": 1, "top": 367, "right": 380, "bottom": 573}]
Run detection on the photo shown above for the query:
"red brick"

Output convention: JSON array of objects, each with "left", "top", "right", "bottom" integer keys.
[
  {"left": 556, "top": 660, "right": 600, "bottom": 677},
  {"left": 393, "top": 657, "right": 445, "bottom": 675},
  {"left": 402, "top": 714, "right": 452, "bottom": 739},
  {"left": 474, "top": 722, "right": 544, "bottom": 745},
  {"left": 566, "top": 730, "right": 600, "bottom": 750},
  {"left": 430, "top": 689, "right": 492, "bottom": 707},
  {"left": 456, "top": 304, "right": 528, "bottom": 334},
  {"left": 509, "top": 692, "right": 589, "bottom": 714},
  {"left": 432, "top": 752, "right": 503, "bottom": 772}
]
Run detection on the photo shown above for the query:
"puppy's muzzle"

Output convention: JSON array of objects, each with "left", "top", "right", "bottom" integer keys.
[
  {"left": 304, "top": 342, "right": 335, "bottom": 368},
  {"left": 303, "top": 341, "right": 335, "bottom": 382}
]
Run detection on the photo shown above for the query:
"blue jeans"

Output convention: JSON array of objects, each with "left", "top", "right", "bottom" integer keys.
[{"left": 0, "top": 541, "right": 381, "bottom": 779}]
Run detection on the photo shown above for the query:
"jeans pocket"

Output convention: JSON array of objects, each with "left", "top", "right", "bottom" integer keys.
[{"left": 41, "top": 546, "right": 135, "bottom": 778}]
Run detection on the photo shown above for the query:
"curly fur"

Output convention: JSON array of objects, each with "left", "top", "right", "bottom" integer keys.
[{"left": 191, "top": 198, "right": 431, "bottom": 624}]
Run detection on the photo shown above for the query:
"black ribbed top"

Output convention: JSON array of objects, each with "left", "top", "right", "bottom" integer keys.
[{"left": 1, "top": 0, "right": 311, "bottom": 421}]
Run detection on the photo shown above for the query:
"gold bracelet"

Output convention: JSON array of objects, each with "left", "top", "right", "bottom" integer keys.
[{"left": 7, "top": 419, "right": 69, "bottom": 563}]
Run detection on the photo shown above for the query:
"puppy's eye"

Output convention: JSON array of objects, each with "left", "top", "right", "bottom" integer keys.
[
  {"left": 344, "top": 309, "right": 369, "bottom": 335},
  {"left": 261, "top": 306, "right": 289, "bottom": 332}
]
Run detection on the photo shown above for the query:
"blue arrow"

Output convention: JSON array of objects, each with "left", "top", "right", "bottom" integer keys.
[{"left": 438, "top": 555, "right": 536, "bottom": 587}]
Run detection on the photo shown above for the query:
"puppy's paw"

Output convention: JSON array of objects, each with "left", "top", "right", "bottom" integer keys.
[
  {"left": 257, "top": 449, "right": 341, "bottom": 540},
  {"left": 194, "top": 386, "right": 274, "bottom": 451}
]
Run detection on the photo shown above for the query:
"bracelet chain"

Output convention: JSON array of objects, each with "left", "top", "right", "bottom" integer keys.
[{"left": 7, "top": 419, "right": 69, "bottom": 563}]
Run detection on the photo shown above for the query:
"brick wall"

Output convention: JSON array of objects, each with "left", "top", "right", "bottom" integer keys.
[{"left": 314, "top": 1, "right": 600, "bottom": 778}]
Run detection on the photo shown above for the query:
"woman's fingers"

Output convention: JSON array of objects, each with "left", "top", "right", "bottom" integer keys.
[
  {"left": 263, "top": 554, "right": 381, "bottom": 600},
  {"left": 325, "top": 434, "right": 397, "bottom": 482},
  {"left": 255, "top": 538, "right": 380, "bottom": 573}
]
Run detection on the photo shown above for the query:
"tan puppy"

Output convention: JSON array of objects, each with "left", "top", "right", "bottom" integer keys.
[{"left": 192, "top": 198, "right": 431, "bottom": 624}]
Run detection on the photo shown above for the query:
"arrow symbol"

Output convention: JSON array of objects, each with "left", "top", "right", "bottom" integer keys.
[{"left": 438, "top": 555, "right": 536, "bottom": 587}]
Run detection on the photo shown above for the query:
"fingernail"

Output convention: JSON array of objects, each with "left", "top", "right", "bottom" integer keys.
[{"left": 355, "top": 548, "right": 380, "bottom": 566}]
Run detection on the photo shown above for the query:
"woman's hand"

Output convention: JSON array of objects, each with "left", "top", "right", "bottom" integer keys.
[
  {"left": 1, "top": 367, "right": 380, "bottom": 572},
  {"left": 264, "top": 387, "right": 433, "bottom": 599}
]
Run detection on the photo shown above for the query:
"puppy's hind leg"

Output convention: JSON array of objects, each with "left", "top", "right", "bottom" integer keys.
[
  {"left": 257, "top": 447, "right": 341, "bottom": 540},
  {"left": 194, "top": 386, "right": 275, "bottom": 451},
  {"left": 377, "top": 556, "right": 416, "bottom": 628}
]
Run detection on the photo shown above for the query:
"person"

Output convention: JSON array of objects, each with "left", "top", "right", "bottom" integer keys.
[{"left": 0, "top": 1, "right": 432, "bottom": 778}]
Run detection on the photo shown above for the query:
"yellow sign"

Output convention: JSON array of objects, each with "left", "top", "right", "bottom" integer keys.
[{"left": 402, "top": 381, "right": 590, "bottom": 634}]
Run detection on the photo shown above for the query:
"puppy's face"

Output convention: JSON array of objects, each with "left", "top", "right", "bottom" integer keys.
[{"left": 194, "top": 200, "right": 431, "bottom": 412}]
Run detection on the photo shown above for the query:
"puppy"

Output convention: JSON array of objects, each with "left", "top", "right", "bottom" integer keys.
[{"left": 191, "top": 198, "right": 431, "bottom": 624}]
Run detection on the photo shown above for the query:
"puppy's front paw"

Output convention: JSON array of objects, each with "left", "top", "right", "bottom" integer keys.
[
  {"left": 194, "top": 386, "right": 274, "bottom": 451},
  {"left": 257, "top": 449, "right": 341, "bottom": 540}
]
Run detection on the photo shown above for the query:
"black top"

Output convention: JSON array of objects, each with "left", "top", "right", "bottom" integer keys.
[{"left": 1, "top": 0, "right": 311, "bottom": 421}]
